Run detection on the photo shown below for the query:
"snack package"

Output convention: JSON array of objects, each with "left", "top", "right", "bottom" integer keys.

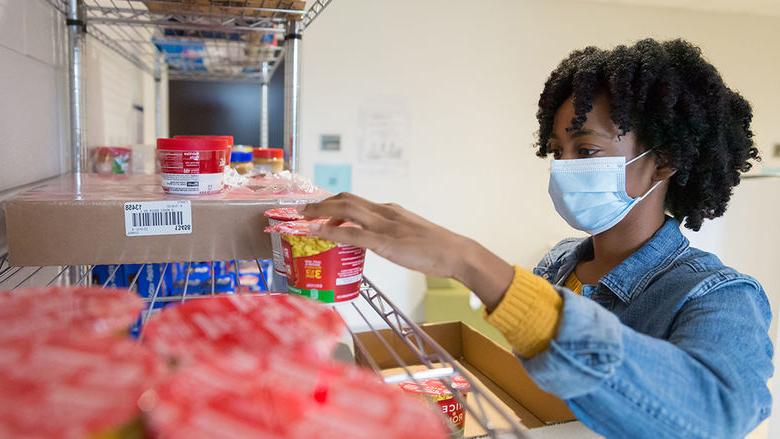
[
  {"left": 265, "top": 220, "right": 367, "bottom": 304},
  {"left": 398, "top": 375, "right": 472, "bottom": 434},
  {"left": 264, "top": 207, "right": 305, "bottom": 277},
  {"left": 145, "top": 349, "right": 447, "bottom": 439},
  {"left": 0, "top": 331, "right": 161, "bottom": 438},
  {"left": 90, "top": 146, "right": 132, "bottom": 175},
  {"left": 0, "top": 287, "right": 143, "bottom": 342},
  {"left": 142, "top": 294, "right": 346, "bottom": 366}
]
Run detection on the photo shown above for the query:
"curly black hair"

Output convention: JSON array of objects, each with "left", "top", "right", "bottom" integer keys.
[{"left": 535, "top": 38, "right": 760, "bottom": 231}]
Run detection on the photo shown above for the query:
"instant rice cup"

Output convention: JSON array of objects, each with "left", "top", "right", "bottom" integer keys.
[
  {"left": 265, "top": 220, "right": 367, "bottom": 304},
  {"left": 157, "top": 137, "right": 230, "bottom": 195},
  {"left": 398, "top": 375, "right": 471, "bottom": 436},
  {"left": 264, "top": 207, "right": 305, "bottom": 277}
]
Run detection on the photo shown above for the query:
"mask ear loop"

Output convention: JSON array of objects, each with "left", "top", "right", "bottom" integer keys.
[
  {"left": 627, "top": 148, "right": 666, "bottom": 201},
  {"left": 625, "top": 148, "right": 655, "bottom": 166}
]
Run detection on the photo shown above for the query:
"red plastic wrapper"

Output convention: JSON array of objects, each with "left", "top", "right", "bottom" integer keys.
[
  {"left": 142, "top": 294, "right": 345, "bottom": 366},
  {"left": 264, "top": 207, "right": 306, "bottom": 276},
  {"left": 0, "top": 287, "right": 143, "bottom": 342},
  {"left": 398, "top": 375, "right": 472, "bottom": 432},
  {"left": 145, "top": 349, "right": 447, "bottom": 439},
  {"left": 264, "top": 220, "right": 367, "bottom": 304},
  {"left": 0, "top": 332, "right": 161, "bottom": 438}
]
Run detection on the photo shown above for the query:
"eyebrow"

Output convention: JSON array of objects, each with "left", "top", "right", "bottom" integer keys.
[{"left": 549, "top": 128, "right": 614, "bottom": 141}]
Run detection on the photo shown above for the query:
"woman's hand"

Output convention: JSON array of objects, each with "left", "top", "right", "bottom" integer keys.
[{"left": 301, "top": 193, "right": 514, "bottom": 311}]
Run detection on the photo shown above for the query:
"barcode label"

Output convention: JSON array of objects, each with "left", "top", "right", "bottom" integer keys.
[{"left": 124, "top": 200, "right": 192, "bottom": 237}]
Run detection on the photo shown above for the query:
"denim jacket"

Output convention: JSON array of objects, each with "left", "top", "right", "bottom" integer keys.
[{"left": 524, "top": 218, "right": 773, "bottom": 438}]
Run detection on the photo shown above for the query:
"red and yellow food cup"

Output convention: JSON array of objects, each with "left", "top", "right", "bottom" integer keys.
[
  {"left": 398, "top": 375, "right": 471, "bottom": 435},
  {"left": 264, "top": 207, "right": 305, "bottom": 278},
  {"left": 265, "top": 219, "right": 367, "bottom": 304}
]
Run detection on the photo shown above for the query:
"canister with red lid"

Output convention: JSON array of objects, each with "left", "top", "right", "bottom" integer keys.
[
  {"left": 157, "top": 137, "right": 230, "bottom": 195},
  {"left": 253, "top": 147, "right": 285, "bottom": 174},
  {"left": 175, "top": 135, "right": 234, "bottom": 165}
]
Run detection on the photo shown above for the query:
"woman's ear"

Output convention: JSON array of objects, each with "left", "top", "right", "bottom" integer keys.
[{"left": 653, "top": 159, "right": 677, "bottom": 182}]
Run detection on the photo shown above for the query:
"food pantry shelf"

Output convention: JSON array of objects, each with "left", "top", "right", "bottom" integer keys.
[
  {"left": 46, "top": 0, "right": 332, "bottom": 82},
  {"left": 0, "top": 253, "right": 528, "bottom": 438}
]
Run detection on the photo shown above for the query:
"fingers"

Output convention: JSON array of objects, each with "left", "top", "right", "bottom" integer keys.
[
  {"left": 302, "top": 193, "right": 385, "bottom": 230},
  {"left": 309, "top": 222, "right": 383, "bottom": 251}
]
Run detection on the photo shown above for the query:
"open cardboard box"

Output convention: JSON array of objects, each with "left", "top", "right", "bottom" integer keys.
[
  {"left": 352, "top": 321, "right": 578, "bottom": 437},
  {"left": 4, "top": 173, "right": 326, "bottom": 266}
]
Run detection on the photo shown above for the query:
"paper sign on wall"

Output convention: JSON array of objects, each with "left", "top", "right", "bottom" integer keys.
[{"left": 358, "top": 97, "right": 410, "bottom": 175}]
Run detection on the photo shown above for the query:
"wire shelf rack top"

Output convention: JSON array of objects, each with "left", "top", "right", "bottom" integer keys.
[{"left": 63, "top": 0, "right": 331, "bottom": 82}]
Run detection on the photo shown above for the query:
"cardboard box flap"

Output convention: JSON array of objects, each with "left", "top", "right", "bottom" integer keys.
[{"left": 459, "top": 323, "right": 574, "bottom": 424}]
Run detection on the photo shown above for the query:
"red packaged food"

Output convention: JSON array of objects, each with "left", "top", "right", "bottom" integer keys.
[
  {"left": 0, "top": 332, "right": 161, "bottom": 439},
  {"left": 156, "top": 137, "right": 230, "bottom": 195},
  {"left": 264, "top": 207, "right": 306, "bottom": 277},
  {"left": 399, "top": 375, "right": 471, "bottom": 433},
  {"left": 145, "top": 349, "right": 447, "bottom": 439},
  {"left": 0, "top": 287, "right": 143, "bottom": 342},
  {"left": 142, "top": 294, "right": 345, "bottom": 366},
  {"left": 265, "top": 220, "right": 367, "bottom": 304}
]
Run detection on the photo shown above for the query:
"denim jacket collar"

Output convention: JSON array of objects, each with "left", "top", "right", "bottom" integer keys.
[{"left": 555, "top": 217, "right": 689, "bottom": 304}]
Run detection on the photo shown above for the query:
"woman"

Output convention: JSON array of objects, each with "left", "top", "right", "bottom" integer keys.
[{"left": 303, "top": 39, "right": 772, "bottom": 438}]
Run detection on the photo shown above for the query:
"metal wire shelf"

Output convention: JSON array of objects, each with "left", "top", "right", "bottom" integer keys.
[
  {"left": 0, "top": 252, "right": 528, "bottom": 438},
  {"left": 80, "top": 0, "right": 301, "bottom": 82}
]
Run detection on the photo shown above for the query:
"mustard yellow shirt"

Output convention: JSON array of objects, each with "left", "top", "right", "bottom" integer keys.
[{"left": 485, "top": 267, "right": 583, "bottom": 357}]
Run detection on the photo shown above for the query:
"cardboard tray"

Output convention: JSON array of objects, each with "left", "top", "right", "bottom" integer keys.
[
  {"left": 352, "top": 321, "right": 576, "bottom": 437},
  {"left": 3, "top": 174, "right": 326, "bottom": 266}
]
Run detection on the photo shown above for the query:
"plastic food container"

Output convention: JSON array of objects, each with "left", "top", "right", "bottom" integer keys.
[
  {"left": 398, "top": 375, "right": 471, "bottom": 436},
  {"left": 175, "top": 135, "right": 234, "bottom": 165},
  {"left": 142, "top": 294, "right": 346, "bottom": 366},
  {"left": 253, "top": 147, "right": 285, "bottom": 175},
  {"left": 0, "top": 286, "right": 143, "bottom": 342},
  {"left": 265, "top": 220, "right": 367, "bottom": 304},
  {"left": 264, "top": 207, "right": 305, "bottom": 278},
  {"left": 157, "top": 137, "right": 230, "bottom": 195},
  {"left": 230, "top": 147, "right": 254, "bottom": 175},
  {"left": 0, "top": 331, "right": 160, "bottom": 439},
  {"left": 145, "top": 349, "right": 447, "bottom": 439}
]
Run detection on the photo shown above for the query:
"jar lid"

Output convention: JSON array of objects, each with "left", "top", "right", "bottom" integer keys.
[
  {"left": 175, "top": 135, "right": 234, "bottom": 146},
  {"left": 230, "top": 150, "right": 253, "bottom": 163},
  {"left": 253, "top": 148, "right": 284, "bottom": 159},
  {"left": 157, "top": 137, "right": 230, "bottom": 151}
]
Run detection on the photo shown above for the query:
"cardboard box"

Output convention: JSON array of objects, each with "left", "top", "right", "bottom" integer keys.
[
  {"left": 4, "top": 174, "right": 325, "bottom": 266},
  {"left": 353, "top": 321, "right": 576, "bottom": 437}
]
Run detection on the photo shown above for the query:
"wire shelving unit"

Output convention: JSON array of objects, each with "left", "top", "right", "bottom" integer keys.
[{"left": 0, "top": 1, "right": 530, "bottom": 437}]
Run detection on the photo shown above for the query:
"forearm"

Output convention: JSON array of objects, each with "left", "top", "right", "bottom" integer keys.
[
  {"left": 451, "top": 237, "right": 515, "bottom": 312},
  {"left": 524, "top": 288, "right": 772, "bottom": 438}
]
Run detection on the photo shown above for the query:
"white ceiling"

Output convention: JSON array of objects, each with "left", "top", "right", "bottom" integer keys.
[{"left": 579, "top": 0, "right": 780, "bottom": 17}]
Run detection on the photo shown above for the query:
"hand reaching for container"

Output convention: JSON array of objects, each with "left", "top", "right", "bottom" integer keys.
[{"left": 301, "top": 193, "right": 514, "bottom": 311}]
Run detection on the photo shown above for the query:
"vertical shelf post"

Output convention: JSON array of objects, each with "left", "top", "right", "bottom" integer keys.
[
  {"left": 67, "top": 0, "right": 87, "bottom": 285},
  {"left": 260, "top": 61, "right": 270, "bottom": 148},
  {"left": 154, "top": 53, "right": 163, "bottom": 139},
  {"left": 283, "top": 19, "right": 302, "bottom": 172}
]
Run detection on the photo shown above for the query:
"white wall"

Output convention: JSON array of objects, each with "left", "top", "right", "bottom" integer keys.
[
  {"left": 0, "top": 0, "right": 68, "bottom": 192},
  {"left": 300, "top": 0, "right": 780, "bottom": 325}
]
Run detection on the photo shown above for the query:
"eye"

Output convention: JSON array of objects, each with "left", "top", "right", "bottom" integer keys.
[{"left": 577, "top": 146, "right": 600, "bottom": 157}]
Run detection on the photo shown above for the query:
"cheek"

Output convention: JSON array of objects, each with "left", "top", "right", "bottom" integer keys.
[{"left": 624, "top": 163, "right": 655, "bottom": 198}]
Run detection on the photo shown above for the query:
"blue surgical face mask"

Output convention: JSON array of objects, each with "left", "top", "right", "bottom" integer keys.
[{"left": 548, "top": 149, "right": 663, "bottom": 235}]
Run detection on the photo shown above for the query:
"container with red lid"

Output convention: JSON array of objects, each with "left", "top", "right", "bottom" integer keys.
[
  {"left": 175, "top": 135, "right": 234, "bottom": 165},
  {"left": 253, "top": 147, "right": 285, "bottom": 175},
  {"left": 264, "top": 207, "right": 305, "bottom": 278},
  {"left": 157, "top": 137, "right": 230, "bottom": 195},
  {"left": 265, "top": 219, "right": 367, "bottom": 304},
  {"left": 398, "top": 375, "right": 471, "bottom": 436}
]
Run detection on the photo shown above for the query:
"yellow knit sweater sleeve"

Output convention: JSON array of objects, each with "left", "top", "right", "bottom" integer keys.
[{"left": 484, "top": 266, "right": 564, "bottom": 358}]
